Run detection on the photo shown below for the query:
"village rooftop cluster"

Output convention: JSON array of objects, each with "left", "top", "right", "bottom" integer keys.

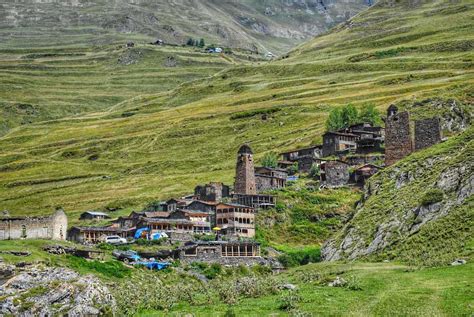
[{"left": 0, "top": 106, "right": 442, "bottom": 265}]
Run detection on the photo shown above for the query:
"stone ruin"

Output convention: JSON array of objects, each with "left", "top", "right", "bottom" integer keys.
[
  {"left": 385, "top": 105, "right": 413, "bottom": 166},
  {"left": 385, "top": 104, "right": 443, "bottom": 166},
  {"left": 415, "top": 117, "right": 442, "bottom": 150}
]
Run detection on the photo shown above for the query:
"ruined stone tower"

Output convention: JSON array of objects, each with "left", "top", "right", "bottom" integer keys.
[
  {"left": 234, "top": 144, "right": 257, "bottom": 195},
  {"left": 385, "top": 105, "right": 413, "bottom": 166},
  {"left": 414, "top": 117, "right": 442, "bottom": 150}
]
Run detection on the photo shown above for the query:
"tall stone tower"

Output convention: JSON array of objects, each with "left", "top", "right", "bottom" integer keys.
[
  {"left": 234, "top": 144, "right": 257, "bottom": 195},
  {"left": 385, "top": 105, "right": 413, "bottom": 166}
]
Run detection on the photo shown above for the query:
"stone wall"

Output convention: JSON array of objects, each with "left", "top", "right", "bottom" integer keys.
[
  {"left": 385, "top": 111, "right": 413, "bottom": 166},
  {"left": 0, "top": 210, "right": 67, "bottom": 241},
  {"left": 323, "top": 161, "right": 350, "bottom": 188},
  {"left": 255, "top": 175, "right": 273, "bottom": 192},
  {"left": 414, "top": 117, "right": 442, "bottom": 150}
]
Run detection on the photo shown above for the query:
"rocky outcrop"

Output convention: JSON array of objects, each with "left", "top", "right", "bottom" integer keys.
[
  {"left": 0, "top": 264, "right": 116, "bottom": 316},
  {"left": 321, "top": 126, "right": 473, "bottom": 264}
]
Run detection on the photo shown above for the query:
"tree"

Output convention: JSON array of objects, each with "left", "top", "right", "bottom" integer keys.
[
  {"left": 198, "top": 38, "right": 205, "bottom": 48},
  {"left": 358, "top": 104, "right": 381, "bottom": 125},
  {"left": 186, "top": 38, "right": 195, "bottom": 46},
  {"left": 261, "top": 152, "right": 278, "bottom": 168},
  {"left": 341, "top": 104, "right": 359, "bottom": 128},
  {"left": 326, "top": 107, "right": 344, "bottom": 132}
]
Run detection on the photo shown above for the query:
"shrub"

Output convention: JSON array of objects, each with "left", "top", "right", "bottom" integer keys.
[
  {"left": 309, "top": 164, "right": 320, "bottom": 178},
  {"left": 288, "top": 163, "right": 299, "bottom": 175},
  {"left": 261, "top": 152, "right": 278, "bottom": 168},
  {"left": 278, "top": 248, "right": 321, "bottom": 268},
  {"left": 420, "top": 188, "right": 444, "bottom": 206},
  {"left": 278, "top": 291, "right": 302, "bottom": 311}
]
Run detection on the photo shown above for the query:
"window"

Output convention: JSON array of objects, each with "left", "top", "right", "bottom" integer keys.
[{"left": 21, "top": 225, "right": 27, "bottom": 238}]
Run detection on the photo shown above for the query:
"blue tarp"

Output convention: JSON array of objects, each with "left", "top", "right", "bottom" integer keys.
[
  {"left": 135, "top": 261, "right": 170, "bottom": 270},
  {"left": 287, "top": 176, "right": 299, "bottom": 182},
  {"left": 134, "top": 227, "right": 149, "bottom": 239},
  {"left": 151, "top": 232, "right": 163, "bottom": 240}
]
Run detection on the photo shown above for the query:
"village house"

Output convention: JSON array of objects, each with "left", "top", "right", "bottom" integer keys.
[
  {"left": 79, "top": 211, "right": 110, "bottom": 221},
  {"left": 177, "top": 241, "right": 263, "bottom": 266},
  {"left": 0, "top": 209, "right": 67, "bottom": 241},
  {"left": 322, "top": 131, "right": 359, "bottom": 157},
  {"left": 194, "top": 182, "right": 230, "bottom": 202},
  {"left": 279, "top": 145, "right": 323, "bottom": 172},
  {"left": 254, "top": 166, "right": 287, "bottom": 192},
  {"left": 215, "top": 202, "right": 255, "bottom": 238},
  {"left": 68, "top": 226, "right": 134, "bottom": 244},
  {"left": 233, "top": 193, "right": 276, "bottom": 210},
  {"left": 320, "top": 160, "right": 350, "bottom": 188}
]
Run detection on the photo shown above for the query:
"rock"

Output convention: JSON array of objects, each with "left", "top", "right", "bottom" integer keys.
[
  {"left": 328, "top": 276, "right": 347, "bottom": 287},
  {"left": 281, "top": 283, "right": 297, "bottom": 291},
  {"left": 450, "top": 259, "right": 466, "bottom": 266},
  {"left": 0, "top": 265, "right": 115, "bottom": 316},
  {"left": 43, "top": 245, "right": 76, "bottom": 255}
]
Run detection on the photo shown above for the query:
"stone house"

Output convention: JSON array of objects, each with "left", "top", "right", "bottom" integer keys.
[
  {"left": 79, "top": 211, "right": 110, "bottom": 221},
  {"left": 178, "top": 241, "right": 262, "bottom": 266},
  {"left": 215, "top": 203, "right": 255, "bottom": 238},
  {"left": 322, "top": 131, "right": 359, "bottom": 157},
  {"left": 68, "top": 226, "right": 134, "bottom": 244},
  {"left": 254, "top": 166, "right": 287, "bottom": 192},
  {"left": 0, "top": 209, "right": 67, "bottom": 241},
  {"left": 320, "top": 161, "right": 350, "bottom": 188},
  {"left": 194, "top": 182, "right": 230, "bottom": 202},
  {"left": 351, "top": 164, "right": 382, "bottom": 187},
  {"left": 280, "top": 145, "right": 322, "bottom": 162}
]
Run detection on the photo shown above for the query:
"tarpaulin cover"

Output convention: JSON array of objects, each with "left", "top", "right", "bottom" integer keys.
[
  {"left": 135, "top": 261, "right": 170, "bottom": 270},
  {"left": 134, "top": 227, "right": 149, "bottom": 239}
]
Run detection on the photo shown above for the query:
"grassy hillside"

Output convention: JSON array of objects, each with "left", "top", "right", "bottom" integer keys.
[
  {"left": 0, "top": 0, "right": 369, "bottom": 54},
  {"left": 322, "top": 126, "right": 473, "bottom": 266},
  {"left": 0, "top": 44, "right": 255, "bottom": 134},
  {"left": 0, "top": 0, "right": 472, "bottom": 221}
]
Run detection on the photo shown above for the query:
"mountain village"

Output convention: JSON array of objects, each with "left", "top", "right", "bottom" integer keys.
[{"left": 0, "top": 105, "right": 443, "bottom": 267}]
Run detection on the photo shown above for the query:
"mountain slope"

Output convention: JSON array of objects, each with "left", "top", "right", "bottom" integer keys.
[
  {"left": 0, "top": 0, "right": 370, "bottom": 54},
  {"left": 322, "top": 122, "right": 473, "bottom": 266},
  {"left": 0, "top": 0, "right": 472, "bottom": 217}
]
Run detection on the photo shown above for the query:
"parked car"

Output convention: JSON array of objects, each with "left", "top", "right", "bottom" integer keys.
[
  {"left": 104, "top": 235, "right": 127, "bottom": 245},
  {"left": 112, "top": 250, "right": 141, "bottom": 263}
]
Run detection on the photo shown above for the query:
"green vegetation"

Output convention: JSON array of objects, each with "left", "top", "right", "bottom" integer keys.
[
  {"left": 420, "top": 188, "right": 444, "bottom": 206},
  {"left": 1, "top": 0, "right": 471, "bottom": 224},
  {"left": 260, "top": 152, "right": 278, "bottom": 168},
  {"left": 326, "top": 127, "right": 474, "bottom": 266},
  {"left": 326, "top": 103, "right": 381, "bottom": 131},
  {"left": 137, "top": 262, "right": 474, "bottom": 316}
]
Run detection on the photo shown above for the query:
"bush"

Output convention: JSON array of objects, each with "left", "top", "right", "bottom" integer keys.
[
  {"left": 261, "top": 152, "right": 278, "bottom": 168},
  {"left": 309, "top": 164, "right": 320, "bottom": 178},
  {"left": 135, "top": 238, "right": 167, "bottom": 246},
  {"left": 278, "top": 291, "right": 302, "bottom": 311},
  {"left": 288, "top": 163, "right": 299, "bottom": 175},
  {"left": 420, "top": 188, "right": 444, "bottom": 206},
  {"left": 278, "top": 248, "right": 321, "bottom": 268}
]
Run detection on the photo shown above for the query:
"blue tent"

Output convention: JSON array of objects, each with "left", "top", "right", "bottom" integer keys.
[{"left": 134, "top": 227, "right": 149, "bottom": 239}]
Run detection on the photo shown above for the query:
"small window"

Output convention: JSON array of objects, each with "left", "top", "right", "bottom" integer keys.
[{"left": 21, "top": 225, "right": 27, "bottom": 238}]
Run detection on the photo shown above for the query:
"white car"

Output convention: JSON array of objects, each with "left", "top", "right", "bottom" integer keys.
[{"left": 104, "top": 235, "right": 127, "bottom": 245}]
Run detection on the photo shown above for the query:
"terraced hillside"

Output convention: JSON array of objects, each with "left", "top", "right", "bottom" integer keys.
[
  {"left": 0, "top": 44, "right": 254, "bottom": 134},
  {"left": 0, "top": 0, "right": 473, "bottom": 219},
  {"left": 0, "top": 0, "right": 370, "bottom": 53}
]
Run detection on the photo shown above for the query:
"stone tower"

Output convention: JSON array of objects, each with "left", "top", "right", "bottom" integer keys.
[
  {"left": 414, "top": 117, "right": 442, "bottom": 150},
  {"left": 234, "top": 144, "right": 257, "bottom": 195},
  {"left": 385, "top": 105, "right": 413, "bottom": 166}
]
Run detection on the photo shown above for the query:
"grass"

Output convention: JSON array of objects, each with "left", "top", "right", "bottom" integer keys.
[
  {"left": 0, "top": 1, "right": 472, "bottom": 225},
  {"left": 139, "top": 261, "right": 474, "bottom": 316}
]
